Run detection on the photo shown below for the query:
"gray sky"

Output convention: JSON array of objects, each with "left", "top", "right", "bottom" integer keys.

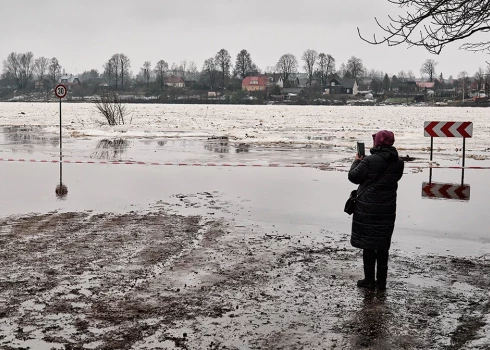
[{"left": 1, "top": 0, "right": 488, "bottom": 79}]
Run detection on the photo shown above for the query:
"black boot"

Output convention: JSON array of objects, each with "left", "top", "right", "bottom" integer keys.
[
  {"left": 357, "top": 265, "right": 375, "bottom": 289},
  {"left": 376, "top": 265, "right": 388, "bottom": 290}
]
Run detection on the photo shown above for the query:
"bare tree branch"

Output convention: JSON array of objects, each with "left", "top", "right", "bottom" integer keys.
[{"left": 359, "top": 0, "right": 490, "bottom": 54}]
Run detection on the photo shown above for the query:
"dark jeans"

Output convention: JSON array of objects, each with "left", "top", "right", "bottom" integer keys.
[{"left": 363, "top": 249, "right": 389, "bottom": 266}]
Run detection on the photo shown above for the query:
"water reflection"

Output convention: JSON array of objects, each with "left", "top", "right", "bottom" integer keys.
[
  {"left": 422, "top": 168, "right": 470, "bottom": 201},
  {"left": 306, "top": 135, "right": 334, "bottom": 141},
  {"left": 2, "top": 126, "right": 59, "bottom": 148},
  {"left": 55, "top": 160, "right": 68, "bottom": 199},
  {"left": 205, "top": 137, "right": 229, "bottom": 153},
  {"left": 91, "top": 138, "right": 131, "bottom": 160},
  {"left": 236, "top": 143, "right": 250, "bottom": 153},
  {"left": 349, "top": 291, "right": 389, "bottom": 348}
]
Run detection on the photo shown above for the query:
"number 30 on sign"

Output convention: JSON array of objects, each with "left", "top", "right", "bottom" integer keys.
[{"left": 55, "top": 84, "right": 67, "bottom": 98}]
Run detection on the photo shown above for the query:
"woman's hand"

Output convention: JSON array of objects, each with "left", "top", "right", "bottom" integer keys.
[{"left": 355, "top": 153, "right": 364, "bottom": 161}]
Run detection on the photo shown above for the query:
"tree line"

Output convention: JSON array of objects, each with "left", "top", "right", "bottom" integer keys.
[{"left": 1, "top": 48, "right": 488, "bottom": 94}]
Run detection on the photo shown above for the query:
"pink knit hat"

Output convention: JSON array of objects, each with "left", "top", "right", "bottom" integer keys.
[{"left": 372, "top": 130, "right": 395, "bottom": 147}]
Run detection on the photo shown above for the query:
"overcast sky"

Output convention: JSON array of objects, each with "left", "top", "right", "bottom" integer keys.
[{"left": 1, "top": 0, "right": 488, "bottom": 79}]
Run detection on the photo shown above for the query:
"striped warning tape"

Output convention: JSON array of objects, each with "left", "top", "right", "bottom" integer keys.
[
  {"left": 0, "top": 158, "right": 316, "bottom": 168},
  {"left": 1, "top": 157, "right": 490, "bottom": 169}
]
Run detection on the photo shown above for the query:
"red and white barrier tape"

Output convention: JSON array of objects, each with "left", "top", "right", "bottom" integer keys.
[
  {"left": 0, "top": 158, "right": 316, "bottom": 168},
  {"left": 1, "top": 157, "right": 489, "bottom": 169}
]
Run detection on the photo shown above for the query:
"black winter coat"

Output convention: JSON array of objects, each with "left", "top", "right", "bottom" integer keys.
[{"left": 348, "top": 146, "right": 404, "bottom": 250}]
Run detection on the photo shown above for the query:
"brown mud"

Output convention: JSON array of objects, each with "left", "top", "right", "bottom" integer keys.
[{"left": 0, "top": 194, "right": 489, "bottom": 349}]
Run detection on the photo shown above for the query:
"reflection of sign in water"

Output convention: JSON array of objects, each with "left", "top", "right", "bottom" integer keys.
[
  {"left": 422, "top": 182, "right": 470, "bottom": 201},
  {"left": 424, "top": 121, "right": 473, "bottom": 138}
]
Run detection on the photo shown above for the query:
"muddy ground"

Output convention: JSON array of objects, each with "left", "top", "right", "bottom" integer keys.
[{"left": 0, "top": 192, "right": 489, "bottom": 350}]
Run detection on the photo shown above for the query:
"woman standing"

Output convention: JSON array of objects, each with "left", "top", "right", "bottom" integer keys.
[{"left": 348, "top": 130, "right": 404, "bottom": 290}]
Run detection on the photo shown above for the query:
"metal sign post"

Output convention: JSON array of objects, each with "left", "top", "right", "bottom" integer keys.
[
  {"left": 54, "top": 84, "right": 67, "bottom": 162},
  {"left": 424, "top": 121, "right": 473, "bottom": 166},
  {"left": 423, "top": 121, "right": 473, "bottom": 200},
  {"left": 54, "top": 84, "right": 68, "bottom": 198}
]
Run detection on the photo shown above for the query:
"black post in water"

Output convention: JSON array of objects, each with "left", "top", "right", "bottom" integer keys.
[
  {"left": 429, "top": 168, "right": 433, "bottom": 184},
  {"left": 462, "top": 137, "right": 466, "bottom": 168},
  {"left": 430, "top": 137, "right": 434, "bottom": 161},
  {"left": 59, "top": 97, "right": 62, "bottom": 162},
  {"left": 461, "top": 137, "right": 466, "bottom": 186}
]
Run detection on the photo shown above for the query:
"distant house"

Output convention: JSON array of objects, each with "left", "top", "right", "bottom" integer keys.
[
  {"left": 417, "top": 82, "right": 435, "bottom": 90},
  {"left": 327, "top": 77, "right": 358, "bottom": 95},
  {"left": 398, "top": 81, "right": 418, "bottom": 93},
  {"left": 357, "top": 78, "right": 372, "bottom": 91},
  {"left": 297, "top": 78, "right": 309, "bottom": 88},
  {"left": 266, "top": 73, "right": 284, "bottom": 88},
  {"left": 164, "top": 75, "right": 185, "bottom": 88},
  {"left": 59, "top": 75, "right": 81, "bottom": 90},
  {"left": 34, "top": 80, "right": 44, "bottom": 89},
  {"left": 290, "top": 73, "right": 307, "bottom": 86},
  {"left": 184, "top": 79, "right": 197, "bottom": 88},
  {"left": 282, "top": 87, "right": 304, "bottom": 100},
  {"left": 242, "top": 76, "right": 269, "bottom": 91}
]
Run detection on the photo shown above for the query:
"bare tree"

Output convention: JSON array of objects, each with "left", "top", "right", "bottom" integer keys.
[
  {"left": 180, "top": 60, "right": 187, "bottom": 79},
  {"left": 302, "top": 49, "right": 318, "bottom": 88},
  {"left": 458, "top": 71, "right": 469, "bottom": 99},
  {"left": 234, "top": 49, "right": 255, "bottom": 80},
  {"left": 215, "top": 49, "right": 231, "bottom": 88},
  {"left": 109, "top": 54, "right": 121, "bottom": 89},
  {"left": 169, "top": 62, "right": 179, "bottom": 76},
  {"left": 420, "top": 59, "right": 438, "bottom": 82},
  {"left": 143, "top": 61, "right": 151, "bottom": 87},
  {"left": 366, "top": 69, "right": 384, "bottom": 80},
  {"left": 119, "top": 54, "right": 131, "bottom": 90},
  {"left": 186, "top": 61, "right": 199, "bottom": 81},
  {"left": 346, "top": 56, "right": 365, "bottom": 78},
  {"left": 359, "top": 0, "right": 490, "bottom": 54},
  {"left": 103, "top": 61, "right": 114, "bottom": 87},
  {"left": 3, "top": 52, "right": 35, "bottom": 89},
  {"left": 202, "top": 58, "right": 219, "bottom": 90},
  {"left": 338, "top": 63, "right": 348, "bottom": 78},
  {"left": 397, "top": 70, "right": 407, "bottom": 82},
  {"left": 34, "top": 57, "right": 49, "bottom": 82},
  {"left": 48, "top": 57, "right": 62, "bottom": 87},
  {"left": 95, "top": 94, "right": 129, "bottom": 126},
  {"left": 317, "top": 53, "right": 335, "bottom": 88},
  {"left": 276, "top": 53, "right": 298, "bottom": 84},
  {"left": 407, "top": 70, "right": 416, "bottom": 81},
  {"left": 474, "top": 67, "right": 485, "bottom": 93},
  {"left": 154, "top": 60, "right": 169, "bottom": 89}
]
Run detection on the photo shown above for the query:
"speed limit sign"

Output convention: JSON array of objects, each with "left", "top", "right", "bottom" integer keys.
[{"left": 55, "top": 84, "right": 67, "bottom": 98}]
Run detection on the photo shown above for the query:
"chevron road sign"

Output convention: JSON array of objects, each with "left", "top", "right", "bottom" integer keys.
[
  {"left": 421, "top": 182, "right": 470, "bottom": 201},
  {"left": 424, "top": 121, "right": 473, "bottom": 138}
]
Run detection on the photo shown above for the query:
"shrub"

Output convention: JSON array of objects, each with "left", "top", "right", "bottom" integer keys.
[{"left": 94, "top": 94, "right": 129, "bottom": 125}]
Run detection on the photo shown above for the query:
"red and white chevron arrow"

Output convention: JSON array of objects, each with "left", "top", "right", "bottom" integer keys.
[
  {"left": 421, "top": 182, "right": 470, "bottom": 201},
  {"left": 424, "top": 121, "right": 473, "bottom": 138}
]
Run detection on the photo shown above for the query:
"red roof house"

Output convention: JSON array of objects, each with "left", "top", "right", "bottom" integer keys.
[
  {"left": 242, "top": 76, "right": 269, "bottom": 91},
  {"left": 417, "top": 82, "right": 435, "bottom": 90}
]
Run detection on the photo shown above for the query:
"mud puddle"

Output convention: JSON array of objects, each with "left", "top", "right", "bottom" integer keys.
[{"left": 0, "top": 193, "right": 489, "bottom": 349}]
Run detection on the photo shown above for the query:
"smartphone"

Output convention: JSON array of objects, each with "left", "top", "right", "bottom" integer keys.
[{"left": 357, "top": 142, "right": 365, "bottom": 157}]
